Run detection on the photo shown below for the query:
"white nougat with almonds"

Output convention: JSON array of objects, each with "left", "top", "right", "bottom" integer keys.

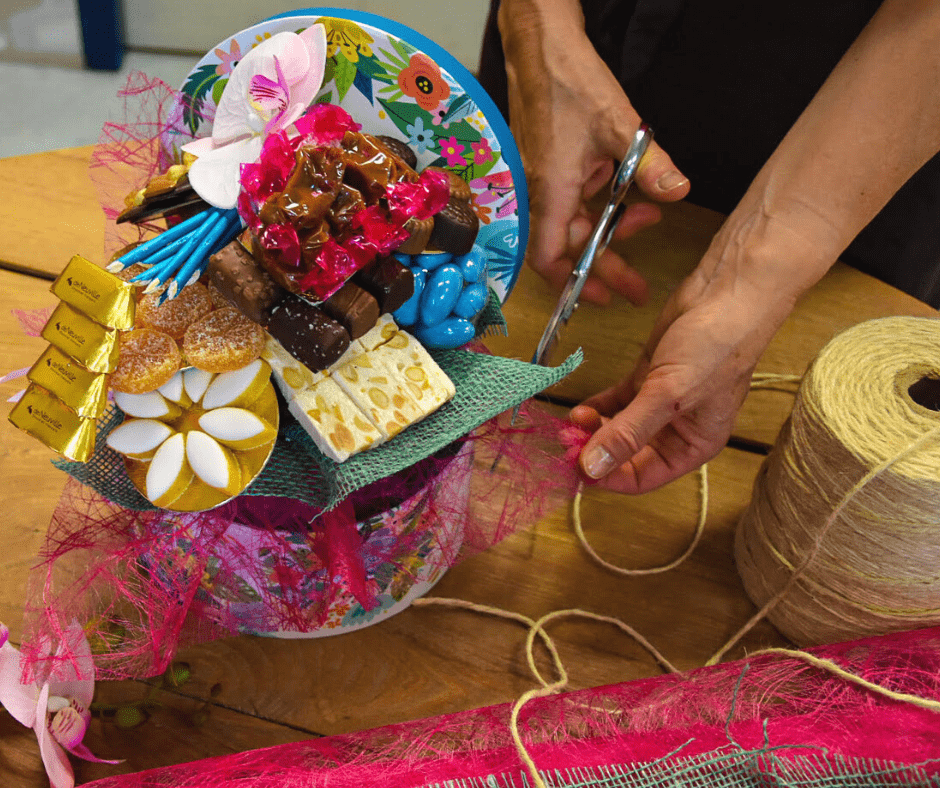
[{"left": 289, "top": 375, "right": 385, "bottom": 463}]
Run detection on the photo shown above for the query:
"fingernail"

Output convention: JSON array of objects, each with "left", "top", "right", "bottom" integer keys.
[
  {"left": 656, "top": 170, "right": 688, "bottom": 192},
  {"left": 582, "top": 445, "right": 617, "bottom": 479}
]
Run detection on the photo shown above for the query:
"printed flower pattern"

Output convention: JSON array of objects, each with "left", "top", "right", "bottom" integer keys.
[
  {"left": 471, "top": 138, "right": 493, "bottom": 166},
  {"left": 397, "top": 53, "right": 450, "bottom": 111},
  {"left": 321, "top": 17, "right": 374, "bottom": 62},
  {"left": 405, "top": 116, "right": 434, "bottom": 154},
  {"left": 213, "top": 40, "right": 241, "bottom": 77},
  {"left": 439, "top": 136, "right": 466, "bottom": 167}
]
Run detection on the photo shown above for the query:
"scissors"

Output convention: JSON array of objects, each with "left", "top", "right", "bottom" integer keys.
[
  {"left": 490, "top": 124, "right": 653, "bottom": 472},
  {"left": 530, "top": 122, "right": 654, "bottom": 369}
]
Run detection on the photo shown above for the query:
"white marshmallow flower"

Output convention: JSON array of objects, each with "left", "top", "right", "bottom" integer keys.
[
  {"left": 182, "top": 24, "right": 328, "bottom": 209},
  {"left": 108, "top": 361, "right": 277, "bottom": 509}
]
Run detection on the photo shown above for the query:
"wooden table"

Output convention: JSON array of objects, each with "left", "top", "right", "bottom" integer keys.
[{"left": 0, "top": 148, "right": 935, "bottom": 786}]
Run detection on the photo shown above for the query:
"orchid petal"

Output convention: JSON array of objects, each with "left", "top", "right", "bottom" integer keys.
[
  {"left": 180, "top": 136, "right": 217, "bottom": 157},
  {"left": 213, "top": 32, "right": 310, "bottom": 144},
  {"left": 49, "top": 703, "right": 88, "bottom": 752},
  {"left": 47, "top": 623, "right": 94, "bottom": 709},
  {"left": 188, "top": 136, "right": 264, "bottom": 209},
  {"left": 249, "top": 72, "right": 289, "bottom": 117},
  {"left": 0, "top": 623, "right": 8, "bottom": 648},
  {"left": 267, "top": 102, "right": 307, "bottom": 137},
  {"left": 0, "top": 639, "right": 38, "bottom": 727},
  {"left": 289, "top": 24, "right": 327, "bottom": 109},
  {"left": 35, "top": 684, "right": 75, "bottom": 788}
]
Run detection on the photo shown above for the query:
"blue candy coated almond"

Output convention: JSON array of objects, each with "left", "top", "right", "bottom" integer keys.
[
  {"left": 453, "top": 282, "right": 488, "bottom": 319},
  {"left": 457, "top": 246, "right": 487, "bottom": 283},
  {"left": 393, "top": 266, "right": 426, "bottom": 327},
  {"left": 419, "top": 264, "right": 463, "bottom": 327},
  {"left": 415, "top": 317, "right": 476, "bottom": 349},
  {"left": 414, "top": 251, "right": 453, "bottom": 270}
]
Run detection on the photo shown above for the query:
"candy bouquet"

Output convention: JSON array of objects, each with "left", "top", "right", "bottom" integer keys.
[{"left": 7, "top": 12, "right": 585, "bottom": 683}]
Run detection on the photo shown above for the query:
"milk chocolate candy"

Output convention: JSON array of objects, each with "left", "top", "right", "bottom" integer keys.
[
  {"left": 207, "top": 241, "right": 285, "bottom": 325},
  {"left": 28, "top": 345, "right": 109, "bottom": 418},
  {"left": 51, "top": 255, "right": 136, "bottom": 330},
  {"left": 395, "top": 215, "right": 434, "bottom": 255},
  {"left": 353, "top": 257, "right": 414, "bottom": 315},
  {"left": 267, "top": 295, "right": 351, "bottom": 373},
  {"left": 376, "top": 135, "right": 418, "bottom": 170},
  {"left": 321, "top": 281, "right": 380, "bottom": 339},
  {"left": 429, "top": 198, "right": 479, "bottom": 256},
  {"left": 9, "top": 384, "right": 96, "bottom": 462},
  {"left": 41, "top": 301, "right": 121, "bottom": 373},
  {"left": 423, "top": 166, "right": 472, "bottom": 203}
]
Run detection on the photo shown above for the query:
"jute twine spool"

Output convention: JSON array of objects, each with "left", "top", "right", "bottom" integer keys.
[{"left": 735, "top": 316, "right": 940, "bottom": 646}]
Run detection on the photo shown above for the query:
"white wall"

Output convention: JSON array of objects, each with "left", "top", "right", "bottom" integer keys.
[{"left": 124, "top": 0, "right": 490, "bottom": 71}]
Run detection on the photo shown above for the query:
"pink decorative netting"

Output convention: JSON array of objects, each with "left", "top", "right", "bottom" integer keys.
[
  {"left": 22, "top": 404, "right": 584, "bottom": 682},
  {"left": 77, "top": 627, "right": 940, "bottom": 787}
]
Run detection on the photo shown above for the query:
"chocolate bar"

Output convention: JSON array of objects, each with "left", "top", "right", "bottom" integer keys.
[
  {"left": 352, "top": 257, "right": 414, "bottom": 314},
  {"left": 428, "top": 197, "right": 479, "bottom": 256},
  {"left": 207, "top": 240, "right": 285, "bottom": 325},
  {"left": 320, "top": 281, "right": 380, "bottom": 339},
  {"left": 266, "top": 294, "right": 351, "bottom": 373}
]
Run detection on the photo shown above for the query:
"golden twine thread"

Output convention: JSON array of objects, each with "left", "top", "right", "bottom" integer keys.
[
  {"left": 735, "top": 317, "right": 940, "bottom": 647},
  {"left": 417, "top": 322, "right": 940, "bottom": 785}
]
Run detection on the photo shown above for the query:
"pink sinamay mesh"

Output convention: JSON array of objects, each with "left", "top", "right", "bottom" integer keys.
[
  {"left": 78, "top": 627, "right": 940, "bottom": 787},
  {"left": 21, "top": 406, "right": 585, "bottom": 682}
]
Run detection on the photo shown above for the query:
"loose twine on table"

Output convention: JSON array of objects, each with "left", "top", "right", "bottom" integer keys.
[{"left": 417, "top": 316, "right": 940, "bottom": 788}]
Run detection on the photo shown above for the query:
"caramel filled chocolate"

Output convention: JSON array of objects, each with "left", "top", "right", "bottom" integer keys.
[
  {"left": 41, "top": 302, "right": 121, "bottom": 373},
  {"left": 9, "top": 384, "right": 96, "bottom": 462},
  {"left": 321, "top": 281, "right": 380, "bottom": 339},
  {"left": 267, "top": 295, "right": 351, "bottom": 373},
  {"left": 28, "top": 345, "right": 109, "bottom": 418},
  {"left": 51, "top": 255, "right": 136, "bottom": 330},
  {"left": 207, "top": 240, "right": 285, "bottom": 325},
  {"left": 353, "top": 257, "right": 415, "bottom": 314},
  {"left": 376, "top": 135, "right": 418, "bottom": 170}
]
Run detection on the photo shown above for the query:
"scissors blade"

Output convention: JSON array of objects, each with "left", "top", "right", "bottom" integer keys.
[{"left": 529, "top": 128, "right": 651, "bottom": 368}]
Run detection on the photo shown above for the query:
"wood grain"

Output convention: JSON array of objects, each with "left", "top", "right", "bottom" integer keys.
[
  {"left": 0, "top": 148, "right": 107, "bottom": 278},
  {"left": 0, "top": 148, "right": 928, "bottom": 786}
]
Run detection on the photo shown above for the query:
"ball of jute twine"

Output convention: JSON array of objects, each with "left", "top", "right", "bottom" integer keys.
[{"left": 735, "top": 316, "right": 940, "bottom": 646}]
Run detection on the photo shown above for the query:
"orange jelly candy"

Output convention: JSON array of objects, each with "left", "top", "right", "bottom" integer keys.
[
  {"left": 111, "top": 328, "right": 182, "bottom": 394},
  {"left": 182, "top": 307, "right": 265, "bottom": 373},
  {"left": 136, "top": 281, "right": 215, "bottom": 340}
]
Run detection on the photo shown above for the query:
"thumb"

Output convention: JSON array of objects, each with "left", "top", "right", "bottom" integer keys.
[
  {"left": 599, "top": 122, "right": 690, "bottom": 203},
  {"left": 579, "top": 384, "right": 676, "bottom": 484}
]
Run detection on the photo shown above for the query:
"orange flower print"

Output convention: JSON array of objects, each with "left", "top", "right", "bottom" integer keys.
[
  {"left": 398, "top": 53, "right": 450, "bottom": 111},
  {"left": 470, "top": 192, "right": 492, "bottom": 225}
]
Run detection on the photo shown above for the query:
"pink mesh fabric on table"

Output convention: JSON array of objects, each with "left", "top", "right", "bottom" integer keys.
[{"left": 78, "top": 627, "right": 940, "bottom": 787}]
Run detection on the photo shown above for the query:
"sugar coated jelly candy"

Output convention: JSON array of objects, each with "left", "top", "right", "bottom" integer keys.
[
  {"left": 453, "top": 282, "right": 488, "bottom": 320},
  {"left": 415, "top": 317, "right": 475, "bottom": 349},
  {"left": 394, "top": 266, "right": 426, "bottom": 327},
  {"left": 419, "top": 264, "right": 463, "bottom": 328},
  {"left": 457, "top": 246, "right": 487, "bottom": 283}
]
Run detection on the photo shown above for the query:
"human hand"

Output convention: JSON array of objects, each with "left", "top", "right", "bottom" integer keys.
[
  {"left": 569, "top": 257, "right": 795, "bottom": 494},
  {"left": 498, "top": 3, "right": 690, "bottom": 304}
]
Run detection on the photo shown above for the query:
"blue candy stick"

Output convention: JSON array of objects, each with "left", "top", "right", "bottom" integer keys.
[
  {"left": 131, "top": 210, "right": 226, "bottom": 292},
  {"left": 163, "top": 210, "right": 242, "bottom": 301},
  {"left": 108, "top": 209, "right": 217, "bottom": 270}
]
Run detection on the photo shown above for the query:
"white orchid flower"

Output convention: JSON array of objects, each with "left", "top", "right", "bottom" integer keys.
[
  {"left": 0, "top": 621, "right": 118, "bottom": 788},
  {"left": 184, "top": 24, "right": 327, "bottom": 209}
]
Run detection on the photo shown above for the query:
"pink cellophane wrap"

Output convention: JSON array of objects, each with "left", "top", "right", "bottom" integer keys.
[{"left": 78, "top": 627, "right": 940, "bottom": 787}]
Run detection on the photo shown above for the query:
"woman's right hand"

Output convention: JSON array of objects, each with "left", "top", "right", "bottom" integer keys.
[{"left": 497, "top": 0, "right": 690, "bottom": 305}]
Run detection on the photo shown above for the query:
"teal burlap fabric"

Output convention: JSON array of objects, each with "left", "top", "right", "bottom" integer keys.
[{"left": 53, "top": 347, "right": 582, "bottom": 513}]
